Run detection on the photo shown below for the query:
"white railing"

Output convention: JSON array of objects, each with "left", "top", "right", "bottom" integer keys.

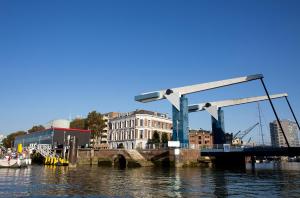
[
  {"left": 29, "top": 144, "right": 57, "bottom": 158},
  {"left": 200, "top": 144, "right": 246, "bottom": 152}
]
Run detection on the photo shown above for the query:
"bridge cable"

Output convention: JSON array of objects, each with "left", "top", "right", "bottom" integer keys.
[
  {"left": 260, "top": 79, "right": 290, "bottom": 148},
  {"left": 285, "top": 96, "right": 300, "bottom": 131}
]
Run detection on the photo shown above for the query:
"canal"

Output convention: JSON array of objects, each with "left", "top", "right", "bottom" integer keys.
[{"left": 1, "top": 162, "right": 300, "bottom": 197}]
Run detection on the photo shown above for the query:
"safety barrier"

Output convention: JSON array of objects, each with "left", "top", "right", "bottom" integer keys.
[
  {"left": 29, "top": 144, "right": 69, "bottom": 166},
  {"left": 44, "top": 156, "right": 69, "bottom": 166}
]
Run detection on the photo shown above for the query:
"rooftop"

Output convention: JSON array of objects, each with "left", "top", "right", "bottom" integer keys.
[
  {"left": 189, "top": 129, "right": 212, "bottom": 134},
  {"left": 117, "top": 109, "right": 169, "bottom": 119}
]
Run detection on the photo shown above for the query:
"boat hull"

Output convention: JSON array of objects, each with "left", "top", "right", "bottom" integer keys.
[{"left": 0, "top": 159, "right": 28, "bottom": 168}]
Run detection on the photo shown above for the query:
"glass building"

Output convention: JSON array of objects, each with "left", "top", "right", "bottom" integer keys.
[{"left": 14, "top": 128, "right": 91, "bottom": 148}]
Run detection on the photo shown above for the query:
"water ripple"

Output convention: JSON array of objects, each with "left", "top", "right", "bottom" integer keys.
[{"left": 0, "top": 162, "right": 300, "bottom": 197}]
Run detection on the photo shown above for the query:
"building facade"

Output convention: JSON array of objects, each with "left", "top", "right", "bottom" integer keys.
[
  {"left": 270, "top": 119, "right": 299, "bottom": 147},
  {"left": 108, "top": 110, "right": 172, "bottom": 149},
  {"left": 189, "top": 129, "right": 213, "bottom": 149}
]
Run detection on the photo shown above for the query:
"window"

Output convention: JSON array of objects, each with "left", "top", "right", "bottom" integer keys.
[
  {"left": 140, "top": 119, "right": 144, "bottom": 127},
  {"left": 136, "top": 119, "right": 139, "bottom": 126},
  {"left": 140, "top": 130, "right": 143, "bottom": 139}
]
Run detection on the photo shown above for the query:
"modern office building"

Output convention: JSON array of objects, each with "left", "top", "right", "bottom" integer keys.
[
  {"left": 90, "top": 112, "right": 120, "bottom": 149},
  {"left": 189, "top": 129, "right": 213, "bottom": 149},
  {"left": 270, "top": 119, "right": 299, "bottom": 147},
  {"left": 108, "top": 109, "right": 172, "bottom": 149},
  {"left": 14, "top": 127, "right": 91, "bottom": 148}
]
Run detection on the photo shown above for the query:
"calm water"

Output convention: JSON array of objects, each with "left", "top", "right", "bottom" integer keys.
[{"left": 1, "top": 163, "right": 300, "bottom": 197}]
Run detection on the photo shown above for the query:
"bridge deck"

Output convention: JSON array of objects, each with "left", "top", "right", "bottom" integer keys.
[{"left": 201, "top": 146, "right": 300, "bottom": 157}]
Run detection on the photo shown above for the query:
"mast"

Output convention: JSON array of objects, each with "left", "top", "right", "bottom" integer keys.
[{"left": 257, "top": 102, "right": 265, "bottom": 145}]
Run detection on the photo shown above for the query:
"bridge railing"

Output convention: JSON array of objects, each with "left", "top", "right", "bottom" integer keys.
[
  {"left": 142, "top": 143, "right": 272, "bottom": 151},
  {"left": 144, "top": 143, "right": 169, "bottom": 150},
  {"left": 200, "top": 144, "right": 246, "bottom": 152}
]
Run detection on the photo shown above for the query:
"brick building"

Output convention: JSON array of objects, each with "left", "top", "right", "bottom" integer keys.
[{"left": 189, "top": 129, "right": 213, "bottom": 149}]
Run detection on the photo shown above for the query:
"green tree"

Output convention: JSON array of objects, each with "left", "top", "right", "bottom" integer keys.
[
  {"left": 70, "top": 118, "right": 87, "bottom": 129},
  {"left": 117, "top": 143, "right": 124, "bottom": 149},
  {"left": 2, "top": 131, "right": 26, "bottom": 148},
  {"left": 152, "top": 131, "right": 160, "bottom": 144},
  {"left": 86, "top": 111, "right": 106, "bottom": 147},
  {"left": 147, "top": 138, "right": 153, "bottom": 144},
  {"left": 28, "top": 125, "right": 45, "bottom": 133},
  {"left": 161, "top": 133, "right": 169, "bottom": 144}
]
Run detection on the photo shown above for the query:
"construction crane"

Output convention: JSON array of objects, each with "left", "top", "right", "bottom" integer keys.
[
  {"left": 232, "top": 123, "right": 259, "bottom": 146},
  {"left": 247, "top": 137, "right": 252, "bottom": 144}
]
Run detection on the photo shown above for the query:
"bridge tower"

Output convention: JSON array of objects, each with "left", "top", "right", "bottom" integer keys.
[
  {"left": 211, "top": 108, "right": 226, "bottom": 144},
  {"left": 172, "top": 95, "right": 189, "bottom": 144}
]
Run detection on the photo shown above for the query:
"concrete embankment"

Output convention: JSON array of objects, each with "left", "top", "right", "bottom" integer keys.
[{"left": 77, "top": 148, "right": 201, "bottom": 168}]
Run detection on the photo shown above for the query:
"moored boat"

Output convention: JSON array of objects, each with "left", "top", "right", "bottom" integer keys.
[{"left": 0, "top": 155, "right": 31, "bottom": 168}]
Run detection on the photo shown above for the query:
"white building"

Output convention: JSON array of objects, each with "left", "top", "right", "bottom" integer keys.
[
  {"left": 44, "top": 119, "right": 70, "bottom": 129},
  {"left": 270, "top": 119, "right": 299, "bottom": 147},
  {"left": 108, "top": 110, "right": 172, "bottom": 149},
  {"left": 0, "top": 134, "right": 5, "bottom": 143}
]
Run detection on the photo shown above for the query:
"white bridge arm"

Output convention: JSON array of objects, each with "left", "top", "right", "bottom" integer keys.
[
  {"left": 188, "top": 93, "right": 288, "bottom": 118},
  {"left": 135, "top": 74, "right": 264, "bottom": 110}
]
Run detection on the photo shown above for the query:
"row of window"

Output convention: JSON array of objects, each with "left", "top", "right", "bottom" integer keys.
[
  {"left": 198, "top": 141, "right": 210, "bottom": 144},
  {"left": 111, "top": 118, "right": 172, "bottom": 130},
  {"left": 109, "top": 130, "right": 168, "bottom": 141}
]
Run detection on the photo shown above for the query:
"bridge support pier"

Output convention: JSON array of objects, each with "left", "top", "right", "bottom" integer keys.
[
  {"left": 250, "top": 156, "right": 256, "bottom": 169},
  {"left": 172, "top": 96, "right": 189, "bottom": 147},
  {"left": 69, "top": 136, "right": 78, "bottom": 168},
  {"left": 212, "top": 153, "right": 246, "bottom": 170}
]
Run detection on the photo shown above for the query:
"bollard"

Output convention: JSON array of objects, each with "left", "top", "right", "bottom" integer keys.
[
  {"left": 17, "top": 144, "right": 23, "bottom": 153},
  {"left": 69, "top": 136, "right": 78, "bottom": 168}
]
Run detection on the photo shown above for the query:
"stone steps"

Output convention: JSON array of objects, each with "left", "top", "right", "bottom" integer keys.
[
  {"left": 126, "top": 149, "right": 145, "bottom": 160},
  {"left": 126, "top": 149, "right": 153, "bottom": 167}
]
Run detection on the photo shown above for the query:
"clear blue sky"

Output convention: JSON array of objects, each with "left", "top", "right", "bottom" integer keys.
[{"left": 0, "top": 0, "right": 299, "bottom": 144}]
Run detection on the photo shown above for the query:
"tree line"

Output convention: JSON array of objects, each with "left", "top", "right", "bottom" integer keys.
[
  {"left": 1, "top": 111, "right": 106, "bottom": 148},
  {"left": 1, "top": 110, "right": 171, "bottom": 149}
]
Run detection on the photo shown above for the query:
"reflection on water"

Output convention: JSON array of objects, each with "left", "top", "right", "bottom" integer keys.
[{"left": 1, "top": 162, "right": 300, "bottom": 197}]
